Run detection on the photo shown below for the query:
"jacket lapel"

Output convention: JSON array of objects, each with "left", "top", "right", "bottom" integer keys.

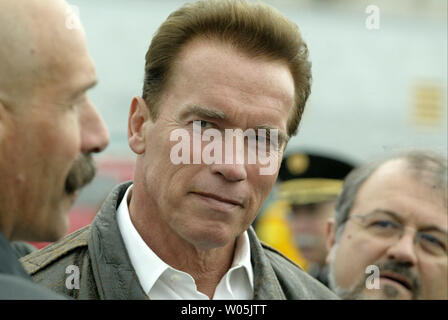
[
  {"left": 88, "top": 182, "right": 148, "bottom": 300},
  {"left": 248, "top": 227, "right": 286, "bottom": 299}
]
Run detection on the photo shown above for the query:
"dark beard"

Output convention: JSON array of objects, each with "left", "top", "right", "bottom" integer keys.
[{"left": 65, "top": 154, "right": 97, "bottom": 194}]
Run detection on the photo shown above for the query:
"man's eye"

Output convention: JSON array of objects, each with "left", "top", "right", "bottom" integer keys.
[
  {"left": 193, "top": 120, "right": 212, "bottom": 129},
  {"left": 370, "top": 220, "right": 400, "bottom": 229},
  {"left": 420, "top": 233, "right": 446, "bottom": 250},
  {"left": 200, "top": 120, "right": 210, "bottom": 128}
]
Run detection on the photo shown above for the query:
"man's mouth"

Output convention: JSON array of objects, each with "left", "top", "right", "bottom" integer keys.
[
  {"left": 380, "top": 271, "right": 413, "bottom": 291},
  {"left": 190, "top": 191, "right": 244, "bottom": 208}
]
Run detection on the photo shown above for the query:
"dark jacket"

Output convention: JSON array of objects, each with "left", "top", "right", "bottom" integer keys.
[
  {"left": 11, "top": 241, "right": 37, "bottom": 259},
  {"left": 21, "top": 182, "right": 339, "bottom": 300},
  {"left": 0, "top": 231, "right": 65, "bottom": 299}
]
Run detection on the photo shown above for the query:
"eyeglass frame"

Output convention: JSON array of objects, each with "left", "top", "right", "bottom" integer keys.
[{"left": 339, "top": 209, "right": 448, "bottom": 258}]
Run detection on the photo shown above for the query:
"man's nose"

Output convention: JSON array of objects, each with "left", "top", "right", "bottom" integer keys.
[
  {"left": 79, "top": 99, "right": 109, "bottom": 154},
  {"left": 210, "top": 162, "right": 247, "bottom": 182},
  {"left": 385, "top": 231, "right": 418, "bottom": 266},
  {"left": 207, "top": 132, "right": 248, "bottom": 182}
]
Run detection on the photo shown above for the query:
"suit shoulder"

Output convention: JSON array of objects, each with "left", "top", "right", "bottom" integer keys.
[{"left": 20, "top": 225, "right": 90, "bottom": 275}]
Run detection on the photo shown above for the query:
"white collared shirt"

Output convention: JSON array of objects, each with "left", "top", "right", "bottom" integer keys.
[{"left": 116, "top": 185, "right": 254, "bottom": 300}]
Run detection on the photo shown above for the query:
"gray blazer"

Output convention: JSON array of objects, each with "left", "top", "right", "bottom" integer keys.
[{"left": 21, "top": 182, "right": 338, "bottom": 300}]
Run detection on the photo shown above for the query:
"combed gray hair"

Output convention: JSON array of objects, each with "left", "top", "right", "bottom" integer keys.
[{"left": 333, "top": 150, "right": 448, "bottom": 241}]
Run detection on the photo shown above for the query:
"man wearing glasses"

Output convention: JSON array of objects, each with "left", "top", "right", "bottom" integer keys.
[{"left": 326, "top": 151, "right": 447, "bottom": 299}]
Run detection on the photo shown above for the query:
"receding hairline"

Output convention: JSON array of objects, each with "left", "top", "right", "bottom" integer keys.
[
  {"left": 333, "top": 151, "right": 447, "bottom": 241},
  {"left": 166, "top": 36, "right": 296, "bottom": 94}
]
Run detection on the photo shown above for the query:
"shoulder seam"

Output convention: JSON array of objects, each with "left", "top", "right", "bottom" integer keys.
[{"left": 20, "top": 225, "right": 90, "bottom": 275}]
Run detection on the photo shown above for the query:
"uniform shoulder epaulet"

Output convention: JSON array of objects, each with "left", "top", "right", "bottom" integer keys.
[{"left": 20, "top": 225, "right": 90, "bottom": 275}]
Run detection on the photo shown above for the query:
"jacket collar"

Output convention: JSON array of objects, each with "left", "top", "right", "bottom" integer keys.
[
  {"left": 88, "top": 181, "right": 286, "bottom": 299},
  {"left": 88, "top": 181, "right": 146, "bottom": 299},
  {"left": 248, "top": 228, "right": 286, "bottom": 299}
]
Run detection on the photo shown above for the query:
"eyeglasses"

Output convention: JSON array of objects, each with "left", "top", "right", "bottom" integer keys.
[{"left": 344, "top": 210, "right": 448, "bottom": 258}]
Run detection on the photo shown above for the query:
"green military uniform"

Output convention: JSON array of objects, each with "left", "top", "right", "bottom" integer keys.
[{"left": 21, "top": 182, "right": 338, "bottom": 300}]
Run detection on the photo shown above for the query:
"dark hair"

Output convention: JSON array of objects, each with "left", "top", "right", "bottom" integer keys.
[
  {"left": 142, "top": 0, "right": 311, "bottom": 137},
  {"left": 334, "top": 150, "right": 448, "bottom": 241}
]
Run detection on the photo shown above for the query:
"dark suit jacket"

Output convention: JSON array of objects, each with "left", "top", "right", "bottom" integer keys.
[{"left": 0, "top": 231, "right": 65, "bottom": 299}]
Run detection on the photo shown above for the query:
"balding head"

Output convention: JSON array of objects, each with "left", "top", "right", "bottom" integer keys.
[
  {"left": 0, "top": 0, "right": 92, "bottom": 106},
  {"left": 0, "top": 0, "right": 109, "bottom": 242},
  {"left": 327, "top": 151, "right": 447, "bottom": 299}
]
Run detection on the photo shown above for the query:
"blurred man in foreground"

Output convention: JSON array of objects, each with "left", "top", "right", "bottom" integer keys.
[
  {"left": 326, "top": 151, "right": 447, "bottom": 299},
  {"left": 22, "top": 0, "right": 337, "bottom": 299},
  {"left": 0, "top": 0, "right": 109, "bottom": 298}
]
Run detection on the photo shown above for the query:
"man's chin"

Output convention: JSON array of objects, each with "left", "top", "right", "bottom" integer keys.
[
  {"left": 354, "top": 286, "right": 413, "bottom": 300},
  {"left": 46, "top": 213, "right": 70, "bottom": 242},
  {"left": 36, "top": 200, "right": 72, "bottom": 242},
  {"left": 66, "top": 190, "right": 79, "bottom": 205},
  {"left": 331, "top": 283, "right": 413, "bottom": 300},
  {"left": 21, "top": 217, "right": 69, "bottom": 243}
]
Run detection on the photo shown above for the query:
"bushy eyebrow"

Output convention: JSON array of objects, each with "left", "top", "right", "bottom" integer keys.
[
  {"left": 254, "top": 124, "right": 289, "bottom": 148},
  {"left": 368, "top": 209, "right": 403, "bottom": 222},
  {"left": 179, "top": 104, "right": 226, "bottom": 121},
  {"left": 179, "top": 104, "right": 289, "bottom": 145},
  {"left": 419, "top": 226, "right": 448, "bottom": 236}
]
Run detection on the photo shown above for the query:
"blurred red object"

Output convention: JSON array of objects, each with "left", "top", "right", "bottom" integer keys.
[{"left": 30, "top": 157, "right": 135, "bottom": 250}]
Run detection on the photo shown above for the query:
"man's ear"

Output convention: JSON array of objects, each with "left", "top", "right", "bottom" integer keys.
[
  {"left": 128, "top": 96, "right": 150, "bottom": 155},
  {"left": 325, "top": 218, "right": 337, "bottom": 265}
]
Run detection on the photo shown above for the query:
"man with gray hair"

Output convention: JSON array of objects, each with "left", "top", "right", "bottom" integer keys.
[{"left": 326, "top": 151, "right": 447, "bottom": 299}]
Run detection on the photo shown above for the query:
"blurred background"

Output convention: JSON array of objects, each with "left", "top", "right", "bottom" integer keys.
[
  {"left": 69, "top": 0, "right": 446, "bottom": 160},
  {"left": 31, "top": 0, "right": 447, "bottom": 270}
]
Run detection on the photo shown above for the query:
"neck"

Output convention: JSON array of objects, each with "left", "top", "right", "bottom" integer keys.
[
  {"left": 0, "top": 214, "right": 13, "bottom": 241},
  {"left": 128, "top": 187, "right": 237, "bottom": 299}
]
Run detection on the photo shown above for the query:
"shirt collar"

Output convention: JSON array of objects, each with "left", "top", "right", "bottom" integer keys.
[
  {"left": 116, "top": 184, "right": 253, "bottom": 296},
  {"left": 117, "top": 185, "right": 169, "bottom": 294},
  {"left": 230, "top": 226, "right": 254, "bottom": 287}
]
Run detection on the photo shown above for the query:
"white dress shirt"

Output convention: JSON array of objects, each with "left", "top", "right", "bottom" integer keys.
[{"left": 116, "top": 185, "right": 254, "bottom": 300}]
